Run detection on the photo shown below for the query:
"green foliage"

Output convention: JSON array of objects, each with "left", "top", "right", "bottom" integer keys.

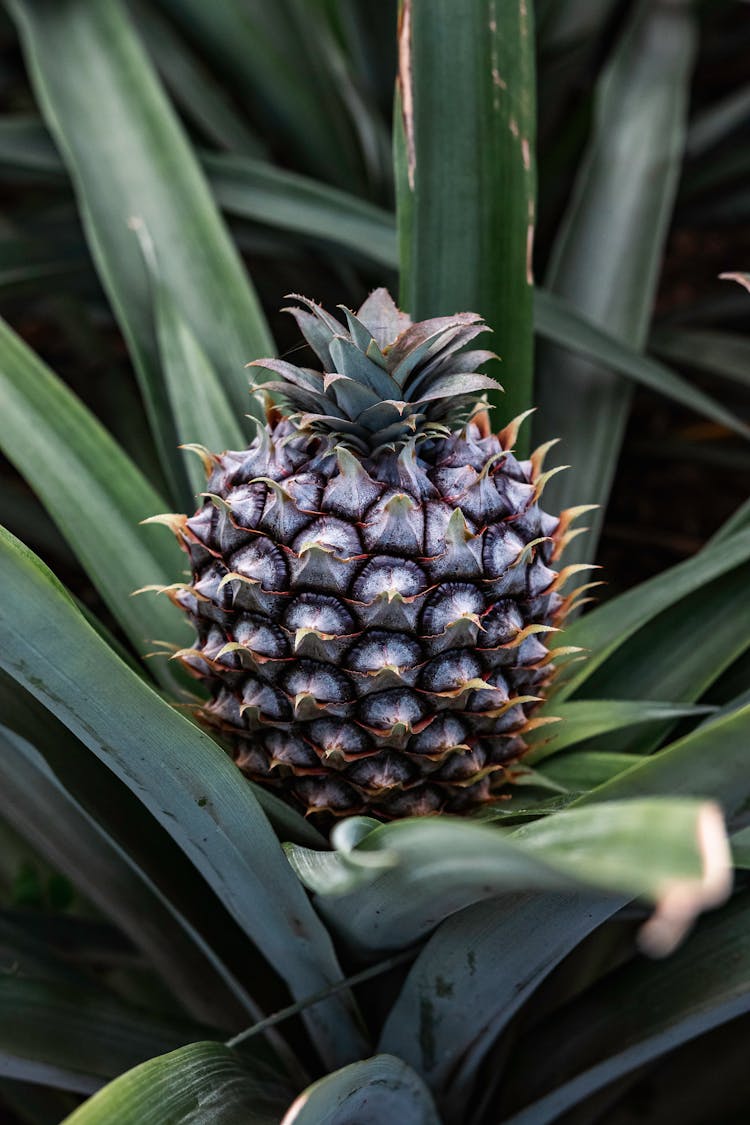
[
  {"left": 0, "top": 0, "right": 747, "bottom": 1122},
  {"left": 395, "top": 0, "right": 536, "bottom": 436}
]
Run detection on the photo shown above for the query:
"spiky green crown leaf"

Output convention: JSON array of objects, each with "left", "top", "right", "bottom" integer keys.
[{"left": 250, "top": 289, "right": 502, "bottom": 451}]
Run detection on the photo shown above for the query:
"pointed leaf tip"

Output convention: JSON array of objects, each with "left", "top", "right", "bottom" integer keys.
[
  {"left": 637, "top": 802, "right": 732, "bottom": 957},
  {"left": 719, "top": 271, "right": 750, "bottom": 294}
]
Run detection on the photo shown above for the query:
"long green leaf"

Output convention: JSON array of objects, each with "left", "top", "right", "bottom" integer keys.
[
  {"left": 598, "top": 1015, "right": 750, "bottom": 1125},
  {"left": 0, "top": 528, "right": 366, "bottom": 1069},
  {"left": 396, "top": 0, "right": 536, "bottom": 438},
  {"left": 537, "top": 751, "right": 656, "bottom": 792},
  {"left": 60, "top": 1042, "right": 291, "bottom": 1125},
  {"left": 0, "top": 112, "right": 744, "bottom": 447},
  {"left": 711, "top": 497, "right": 750, "bottom": 544},
  {"left": 0, "top": 206, "right": 89, "bottom": 299},
  {"left": 537, "top": 0, "right": 619, "bottom": 49},
  {"left": 573, "top": 563, "right": 750, "bottom": 754},
  {"left": 0, "top": 315, "right": 189, "bottom": 684},
  {"left": 0, "top": 915, "right": 207, "bottom": 1094},
  {"left": 154, "top": 0, "right": 369, "bottom": 190},
  {"left": 289, "top": 799, "right": 729, "bottom": 955},
  {"left": 131, "top": 1, "right": 264, "bottom": 156},
  {"left": 0, "top": 113, "right": 394, "bottom": 274},
  {"left": 7, "top": 0, "right": 273, "bottom": 501},
  {"left": 555, "top": 526, "right": 750, "bottom": 700},
  {"left": 534, "top": 0, "right": 696, "bottom": 562},
  {"left": 135, "top": 225, "right": 246, "bottom": 501},
  {"left": 500, "top": 893, "right": 750, "bottom": 1125},
  {"left": 686, "top": 84, "right": 750, "bottom": 156},
  {"left": 651, "top": 326, "right": 750, "bottom": 389},
  {"left": 379, "top": 894, "right": 620, "bottom": 1116},
  {"left": 572, "top": 704, "right": 750, "bottom": 829},
  {"left": 731, "top": 826, "right": 750, "bottom": 869},
  {"left": 535, "top": 290, "right": 749, "bottom": 440},
  {"left": 0, "top": 977, "right": 202, "bottom": 1095},
  {"left": 0, "top": 112, "right": 65, "bottom": 176},
  {"left": 0, "top": 723, "right": 256, "bottom": 1030},
  {"left": 0, "top": 670, "right": 309, "bottom": 1081},
  {"left": 526, "top": 699, "right": 714, "bottom": 764},
  {"left": 205, "top": 152, "right": 397, "bottom": 269}
]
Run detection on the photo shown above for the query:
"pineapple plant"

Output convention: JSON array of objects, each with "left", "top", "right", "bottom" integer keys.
[
  {"left": 0, "top": 1, "right": 748, "bottom": 1124},
  {"left": 159, "top": 290, "right": 581, "bottom": 821}
]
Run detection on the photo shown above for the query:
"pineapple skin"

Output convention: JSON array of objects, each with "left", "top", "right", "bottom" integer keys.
[{"left": 161, "top": 293, "right": 575, "bottom": 820}]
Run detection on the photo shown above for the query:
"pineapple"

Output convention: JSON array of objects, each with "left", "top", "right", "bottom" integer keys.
[{"left": 159, "top": 289, "right": 579, "bottom": 820}]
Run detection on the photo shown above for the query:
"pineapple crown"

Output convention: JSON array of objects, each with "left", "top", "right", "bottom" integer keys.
[{"left": 249, "top": 289, "right": 502, "bottom": 453}]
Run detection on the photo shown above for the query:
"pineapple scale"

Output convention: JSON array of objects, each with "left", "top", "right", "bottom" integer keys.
[{"left": 168, "top": 417, "right": 568, "bottom": 821}]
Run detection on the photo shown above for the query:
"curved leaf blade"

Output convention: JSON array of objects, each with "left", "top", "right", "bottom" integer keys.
[
  {"left": 573, "top": 562, "right": 750, "bottom": 755},
  {"left": 154, "top": 0, "right": 370, "bottom": 191},
  {"left": 0, "top": 528, "right": 366, "bottom": 1069},
  {"left": 289, "top": 799, "right": 729, "bottom": 955},
  {"left": 280, "top": 1054, "right": 440, "bottom": 1125},
  {"left": 0, "top": 315, "right": 189, "bottom": 684},
  {"left": 132, "top": 1, "right": 264, "bottom": 156},
  {"left": 60, "top": 1042, "right": 290, "bottom": 1125},
  {"left": 526, "top": 699, "right": 714, "bottom": 763},
  {"left": 651, "top": 326, "right": 750, "bottom": 389},
  {"left": 137, "top": 230, "right": 246, "bottom": 500},
  {"left": 0, "top": 722, "right": 256, "bottom": 1030},
  {"left": 396, "top": 0, "right": 536, "bottom": 437},
  {"left": 378, "top": 894, "right": 620, "bottom": 1115},
  {"left": 7, "top": 0, "right": 273, "bottom": 499},
  {"left": 556, "top": 526, "right": 750, "bottom": 700},
  {"left": 205, "top": 152, "right": 397, "bottom": 269},
  {"left": 534, "top": 0, "right": 696, "bottom": 562},
  {"left": 572, "top": 703, "right": 750, "bottom": 827},
  {"left": 501, "top": 893, "right": 750, "bottom": 1125},
  {"left": 0, "top": 915, "right": 207, "bottom": 1094},
  {"left": 535, "top": 290, "right": 749, "bottom": 440}
]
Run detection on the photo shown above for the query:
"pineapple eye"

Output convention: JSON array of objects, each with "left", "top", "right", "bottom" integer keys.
[
  {"left": 305, "top": 719, "right": 372, "bottom": 757},
  {"left": 409, "top": 714, "right": 469, "bottom": 756},
  {"left": 421, "top": 583, "right": 484, "bottom": 635},
  {"left": 187, "top": 503, "right": 250, "bottom": 558},
  {"left": 225, "top": 482, "right": 267, "bottom": 528},
  {"left": 433, "top": 744, "right": 487, "bottom": 781},
  {"left": 241, "top": 677, "right": 292, "bottom": 722},
  {"left": 202, "top": 687, "right": 244, "bottom": 729},
  {"left": 359, "top": 688, "right": 428, "bottom": 731},
  {"left": 525, "top": 556, "right": 557, "bottom": 597},
  {"left": 283, "top": 471, "right": 324, "bottom": 512},
  {"left": 283, "top": 594, "right": 355, "bottom": 636},
  {"left": 201, "top": 625, "right": 238, "bottom": 665},
  {"left": 383, "top": 786, "right": 443, "bottom": 818},
  {"left": 283, "top": 659, "right": 353, "bottom": 703},
  {"left": 352, "top": 556, "right": 427, "bottom": 601},
  {"left": 345, "top": 630, "right": 422, "bottom": 673},
  {"left": 263, "top": 731, "right": 321, "bottom": 770},
  {"left": 234, "top": 614, "right": 289, "bottom": 658},
  {"left": 347, "top": 753, "right": 417, "bottom": 792},
  {"left": 481, "top": 524, "right": 526, "bottom": 577},
  {"left": 192, "top": 563, "right": 233, "bottom": 611},
  {"left": 465, "top": 671, "right": 511, "bottom": 713},
  {"left": 292, "top": 777, "right": 361, "bottom": 815},
  {"left": 234, "top": 743, "right": 274, "bottom": 779},
  {"left": 293, "top": 517, "right": 362, "bottom": 558},
  {"left": 480, "top": 599, "right": 525, "bottom": 647},
  {"left": 419, "top": 649, "right": 483, "bottom": 693},
  {"left": 229, "top": 537, "right": 289, "bottom": 591}
]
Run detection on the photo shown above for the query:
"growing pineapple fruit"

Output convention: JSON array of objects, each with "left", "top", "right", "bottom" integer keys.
[{"left": 159, "top": 289, "right": 581, "bottom": 820}]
